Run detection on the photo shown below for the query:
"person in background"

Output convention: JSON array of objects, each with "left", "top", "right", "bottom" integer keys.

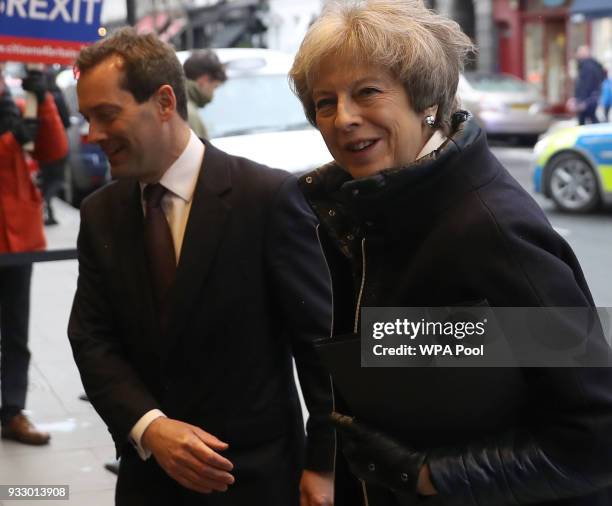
[
  {"left": 574, "top": 45, "right": 606, "bottom": 125},
  {"left": 289, "top": 1, "right": 612, "bottom": 505},
  {"left": 600, "top": 70, "right": 611, "bottom": 123},
  {"left": 0, "top": 69, "right": 68, "bottom": 445},
  {"left": 182, "top": 50, "right": 227, "bottom": 140},
  {"left": 38, "top": 66, "right": 71, "bottom": 225}
]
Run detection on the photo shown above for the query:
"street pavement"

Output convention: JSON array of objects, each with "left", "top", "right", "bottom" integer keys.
[{"left": 0, "top": 141, "right": 609, "bottom": 504}]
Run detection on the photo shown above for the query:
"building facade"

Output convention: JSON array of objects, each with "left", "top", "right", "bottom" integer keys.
[
  {"left": 431, "top": 0, "right": 495, "bottom": 72},
  {"left": 492, "top": 0, "right": 612, "bottom": 112}
]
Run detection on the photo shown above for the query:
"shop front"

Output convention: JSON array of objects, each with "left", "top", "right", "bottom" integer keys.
[{"left": 494, "top": 0, "right": 583, "bottom": 113}]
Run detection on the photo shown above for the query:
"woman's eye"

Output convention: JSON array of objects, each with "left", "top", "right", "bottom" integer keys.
[
  {"left": 360, "top": 87, "right": 380, "bottom": 97},
  {"left": 315, "top": 98, "right": 334, "bottom": 110}
]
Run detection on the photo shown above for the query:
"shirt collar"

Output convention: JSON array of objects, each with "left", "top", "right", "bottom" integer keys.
[
  {"left": 416, "top": 130, "right": 447, "bottom": 160},
  {"left": 159, "top": 130, "right": 205, "bottom": 202},
  {"left": 140, "top": 130, "right": 205, "bottom": 202}
]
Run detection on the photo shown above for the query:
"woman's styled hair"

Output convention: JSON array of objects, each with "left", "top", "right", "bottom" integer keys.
[{"left": 289, "top": 0, "right": 476, "bottom": 133}]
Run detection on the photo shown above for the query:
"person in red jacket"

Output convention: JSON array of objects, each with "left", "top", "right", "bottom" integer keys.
[{"left": 0, "top": 69, "right": 68, "bottom": 445}]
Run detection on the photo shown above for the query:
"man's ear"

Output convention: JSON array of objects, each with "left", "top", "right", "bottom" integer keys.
[{"left": 155, "top": 84, "right": 176, "bottom": 120}]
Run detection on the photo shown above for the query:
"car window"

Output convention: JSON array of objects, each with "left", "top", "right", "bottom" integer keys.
[
  {"left": 464, "top": 73, "right": 534, "bottom": 93},
  {"left": 199, "top": 74, "right": 311, "bottom": 138}
]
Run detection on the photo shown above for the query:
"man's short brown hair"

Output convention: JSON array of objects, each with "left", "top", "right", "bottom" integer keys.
[
  {"left": 183, "top": 50, "right": 227, "bottom": 83},
  {"left": 76, "top": 27, "right": 188, "bottom": 120}
]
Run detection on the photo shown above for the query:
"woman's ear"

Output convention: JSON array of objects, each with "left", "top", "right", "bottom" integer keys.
[
  {"left": 422, "top": 105, "right": 440, "bottom": 130},
  {"left": 425, "top": 104, "right": 439, "bottom": 121}
]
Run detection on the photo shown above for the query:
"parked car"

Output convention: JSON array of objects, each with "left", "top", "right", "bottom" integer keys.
[
  {"left": 176, "top": 48, "right": 332, "bottom": 173},
  {"left": 458, "top": 72, "right": 553, "bottom": 145},
  {"left": 533, "top": 122, "right": 612, "bottom": 212},
  {"left": 56, "top": 69, "right": 110, "bottom": 207}
]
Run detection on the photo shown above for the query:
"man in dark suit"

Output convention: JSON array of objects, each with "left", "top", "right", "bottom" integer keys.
[{"left": 67, "top": 28, "right": 334, "bottom": 506}]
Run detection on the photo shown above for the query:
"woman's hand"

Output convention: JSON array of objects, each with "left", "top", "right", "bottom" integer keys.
[{"left": 331, "top": 412, "right": 437, "bottom": 496}]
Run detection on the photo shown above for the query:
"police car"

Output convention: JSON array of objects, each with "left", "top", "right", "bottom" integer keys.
[{"left": 533, "top": 123, "right": 612, "bottom": 212}]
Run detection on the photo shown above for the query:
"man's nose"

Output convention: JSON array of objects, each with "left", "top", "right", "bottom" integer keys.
[{"left": 86, "top": 120, "right": 107, "bottom": 144}]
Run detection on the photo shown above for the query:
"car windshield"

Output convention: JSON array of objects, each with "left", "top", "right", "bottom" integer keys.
[
  {"left": 464, "top": 73, "right": 533, "bottom": 93},
  {"left": 199, "top": 74, "right": 311, "bottom": 138}
]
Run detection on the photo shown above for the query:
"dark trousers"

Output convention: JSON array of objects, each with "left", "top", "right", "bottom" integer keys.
[
  {"left": 40, "top": 158, "right": 66, "bottom": 222},
  {"left": 0, "top": 265, "right": 32, "bottom": 424},
  {"left": 578, "top": 101, "right": 600, "bottom": 125}
]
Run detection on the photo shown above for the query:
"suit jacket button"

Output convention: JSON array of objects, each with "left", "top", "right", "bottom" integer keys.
[
  {"left": 368, "top": 462, "right": 376, "bottom": 472},
  {"left": 400, "top": 472, "right": 409, "bottom": 482}
]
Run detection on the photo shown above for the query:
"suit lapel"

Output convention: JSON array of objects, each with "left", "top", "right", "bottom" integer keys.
[
  {"left": 162, "top": 141, "right": 232, "bottom": 358},
  {"left": 116, "top": 179, "right": 160, "bottom": 352}
]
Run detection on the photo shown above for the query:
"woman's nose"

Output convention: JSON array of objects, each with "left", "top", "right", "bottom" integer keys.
[{"left": 334, "top": 98, "right": 361, "bottom": 130}]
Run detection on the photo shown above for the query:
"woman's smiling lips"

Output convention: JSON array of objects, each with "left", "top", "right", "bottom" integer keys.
[
  {"left": 343, "top": 138, "right": 380, "bottom": 158},
  {"left": 346, "top": 139, "right": 377, "bottom": 150}
]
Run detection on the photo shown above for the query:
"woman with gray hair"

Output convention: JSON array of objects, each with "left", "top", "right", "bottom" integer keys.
[{"left": 290, "top": 1, "right": 612, "bottom": 505}]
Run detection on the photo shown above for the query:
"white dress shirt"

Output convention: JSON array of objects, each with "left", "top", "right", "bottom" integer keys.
[{"left": 129, "top": 130, "right": 204, "bottom": 460}]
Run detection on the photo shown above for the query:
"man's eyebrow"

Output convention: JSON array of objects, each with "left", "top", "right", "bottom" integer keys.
[{"left": 79, "top": 103, "right": 121, "bottom": 116}]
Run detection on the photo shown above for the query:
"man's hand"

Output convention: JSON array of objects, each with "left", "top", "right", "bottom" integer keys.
[
  {"left": 299, "top": 469, "right": 333, "bottom": 506},
  {"left": 141, "top": 417, "right": 235, "bottom": 494}
]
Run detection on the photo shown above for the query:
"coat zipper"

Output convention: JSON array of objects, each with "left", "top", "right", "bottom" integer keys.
[
  {"left": 316, "top": 226, "right": 369, "bottom": 505},
  {"left": 353, "top": 238, "right": 367, "bottom": 333},
  {"left": 315, "top": 224, "right": 337, "bottom": 480},
  {"left": 354, "top": 238, "right": 370, "bottom": 506},
  {"left": 360, "top": 479, "right": 371, "bottom": 506}
]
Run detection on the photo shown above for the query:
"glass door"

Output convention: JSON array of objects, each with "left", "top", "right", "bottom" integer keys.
[
  {"left": 524, "top": 21, "right": 545, "bottom": 94},
  {"left": 545, "top": 20, "right": 567, "bottom": 105},
  {"left": 524, "top": 18, "right": 568, "bottom": 107}
]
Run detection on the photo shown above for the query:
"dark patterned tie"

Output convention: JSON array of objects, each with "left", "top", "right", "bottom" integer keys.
[{"left": 143, "top": 183, "right": 176, "bottom": 330}]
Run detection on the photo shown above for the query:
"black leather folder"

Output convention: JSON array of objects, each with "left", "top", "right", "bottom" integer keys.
[{"left": 314, "top": 334, "right": 526, "bottom": 447}]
